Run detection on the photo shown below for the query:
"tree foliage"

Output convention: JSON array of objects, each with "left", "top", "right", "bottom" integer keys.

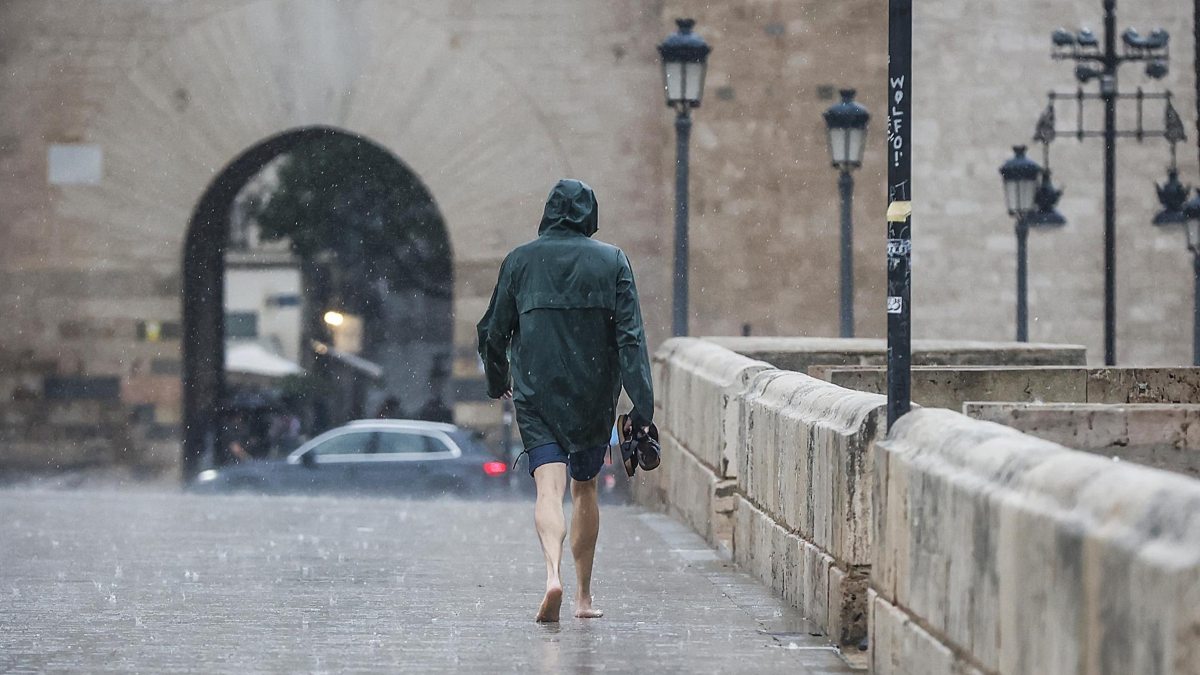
[{"left": 249, "top": 134, "right": 452, "bottom": 300}]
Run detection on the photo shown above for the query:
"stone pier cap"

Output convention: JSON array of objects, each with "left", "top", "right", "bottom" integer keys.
[
  {"left": 812, "top": 365, "right": 1200, "bottom": 411},
  {"left": 705, "top": 336, "right": 1087, "bottom": 372},
  {"left": 965, "top": 402, "right": 1200, "bottom": 479}
]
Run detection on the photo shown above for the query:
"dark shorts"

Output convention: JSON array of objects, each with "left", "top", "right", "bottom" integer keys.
[{"left": 527, "top": 442, "right": 608, "bottom": 482}]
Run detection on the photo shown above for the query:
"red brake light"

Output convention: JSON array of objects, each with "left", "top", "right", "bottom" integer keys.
[{"left": 482, "top": 461, "right": 507, "bottom": 476}]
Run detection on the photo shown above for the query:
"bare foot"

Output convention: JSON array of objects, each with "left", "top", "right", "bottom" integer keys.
[
  {"left": 536, "top": 584, "right": 563, "bottom": 623},
  {"left": 574, "top": 596, "right": 604, "bottom": 619}
]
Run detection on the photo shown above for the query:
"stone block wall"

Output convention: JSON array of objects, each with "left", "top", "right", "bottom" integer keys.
[
  {"left": 0, "top": 0, "right": 671, "bottom": 468},
  {"left": 873, "top": 409, "right": 1200, "bottom": 675},
  {"left": 0, "top": 347, "right": 176, "bottom": 474},
  {"left": 667, "top": 0, "right": 1197, "bottom": 365}
]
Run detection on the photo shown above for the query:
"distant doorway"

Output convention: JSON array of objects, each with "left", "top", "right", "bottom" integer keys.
[{"left": 181, "top": 127, "right": 453, "bottom": 479}]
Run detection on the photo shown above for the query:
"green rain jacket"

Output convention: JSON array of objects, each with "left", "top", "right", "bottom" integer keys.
[{"left": 476, "top": 179, "right": 654, "bottom": 454}]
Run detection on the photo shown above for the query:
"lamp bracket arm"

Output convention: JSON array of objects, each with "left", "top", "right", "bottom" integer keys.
[{"left": 1051, "top": 53, "right": 1107, "bottom": 64}]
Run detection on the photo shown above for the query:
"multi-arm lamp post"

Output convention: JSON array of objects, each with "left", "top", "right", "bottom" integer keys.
[
  {"left": 658, "top": 18, "right": 711, "bottom": 337},
  {"left": 823, "top": 89, "right": 870, "bottom": 338},
  {"left": 1042, "top": 1, "right": 1172, "bottom": 364},
  {"left": 999, "top": 145, "right": 1067, "bottom": 342}
]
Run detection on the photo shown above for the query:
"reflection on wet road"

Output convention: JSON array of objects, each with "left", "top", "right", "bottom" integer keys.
[{"left": 0, "top": 489, "right": 854, "bottom": 673}]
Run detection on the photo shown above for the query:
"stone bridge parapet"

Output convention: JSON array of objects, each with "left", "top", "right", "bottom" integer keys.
[
  {"left": 635, "top": 337, "right": 887, "bottom": 650},
  {"left": 635, "top": 337, "right": 1200, "bottom": 674},
  {"left": 873, "top": 409, "right": 1200, "bottom": 675}
]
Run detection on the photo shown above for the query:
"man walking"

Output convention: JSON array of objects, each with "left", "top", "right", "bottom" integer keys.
[{"left": 477, "top": 179, "right": 654, "bottom": 622}]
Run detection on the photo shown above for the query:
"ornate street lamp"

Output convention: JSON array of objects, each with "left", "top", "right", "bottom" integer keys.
[
  {"left": 1000, "top": 145, "right": 1045, "bottom": 342},
  {"left": 658, "top": 18, "right": 711, "bottom": 337},
  {"left": 1160, "top": 186, "right": 1200, "bottom": 365},
  {"left": 823, "top": 89, "right": 870, "bottom": 337},
  {"left": 659, "top": 18, "right": 710, "bottom": 109},
  {"left": 1154, "top": 168, "right": 1190, "bottom": 225},
  {"left": 824, "top": 89, "right": 870, "bottom": 171},
  {"left": 1001, "top": 146, "right": 1041, "bottom": 216},
  {"left": 1026, "top": 170, "right": 1068, "bottom": 227}
]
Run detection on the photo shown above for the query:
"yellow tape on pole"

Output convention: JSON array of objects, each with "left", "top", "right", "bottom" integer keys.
[{"left": 886, "top": 200, "right": 912, "bottom": 222}]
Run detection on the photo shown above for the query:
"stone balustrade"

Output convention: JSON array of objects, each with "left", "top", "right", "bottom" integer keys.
[
  {"left": 636, "top": 338, "right": 771, "bottom": 547},
  {"left": 873, "top": 409, "right": 1200, "bottom": 675},
  {"left": 635, "top": 337, "right": 888, "bottom": 650},
  {"left": 637, "top": 337, "right": 1200, "bottom": 673},
  {"left": 735, "top": 368, "right": 886, "bottom": 648}
]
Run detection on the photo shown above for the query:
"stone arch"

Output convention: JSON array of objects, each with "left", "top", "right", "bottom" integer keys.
[
  {"left": 182, "top": 126, "right": 451, "bottom": 477},
  {"left": 60, "top": 0, "right": 575, "bottom": 477}
]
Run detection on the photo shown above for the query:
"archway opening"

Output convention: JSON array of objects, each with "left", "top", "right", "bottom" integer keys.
[{"left": 182, "top": 127, "right": 453, "bottom": 479}]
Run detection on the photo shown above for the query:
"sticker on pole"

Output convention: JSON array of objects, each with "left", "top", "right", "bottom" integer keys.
[
  {"left": 886, "top": 296, "right": 904, "bottom": 314},
  {"left": 887, "top": 239, "right": 911, "bottom": 257}
]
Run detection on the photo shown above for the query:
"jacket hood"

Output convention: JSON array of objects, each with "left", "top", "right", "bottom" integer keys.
[{"left": 538, "top": 179, "right": 598, "bottom": 237}]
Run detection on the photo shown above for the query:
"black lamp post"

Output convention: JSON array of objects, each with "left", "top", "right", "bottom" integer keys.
[
  {"left": 823, "top": 89, "right": 870, "bottom": 338},
  {"left": 885, "top": 0, "right": 914, "bottom": 429},
  {"left": 1000, "top": 145, "right": 1044, "bottom": 342},
  {"left": 658, "top": 18, "right": 711, "bottom": 337}
]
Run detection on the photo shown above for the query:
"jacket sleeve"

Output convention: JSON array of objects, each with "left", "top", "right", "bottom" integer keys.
[
  {"left": 476, "top": 256, "right": 518, "bottom": 399},
  {"left": 614, "top": 250, "right": 655, "bottom": 426}
]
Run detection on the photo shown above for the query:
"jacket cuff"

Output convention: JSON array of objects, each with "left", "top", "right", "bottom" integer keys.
[{"left": 630, "top": 408, "right": 652, "bottom": 430}]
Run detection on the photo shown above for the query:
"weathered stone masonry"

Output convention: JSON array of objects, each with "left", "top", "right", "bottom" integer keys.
[{"left": 637, "top": 338, "right": 1200, "bottom": 674}]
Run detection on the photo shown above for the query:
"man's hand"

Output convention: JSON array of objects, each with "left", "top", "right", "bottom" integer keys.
[
  {"left": 500, "top": 388, "right": 513, "bottom": 400},
  {"left": 622, "top": 417, "right": 649, "bottom": 438}
]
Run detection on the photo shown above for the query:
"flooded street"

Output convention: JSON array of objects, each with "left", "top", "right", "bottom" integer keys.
[{"left": 0, "top": 489, "right": 851, "bottom": 673}]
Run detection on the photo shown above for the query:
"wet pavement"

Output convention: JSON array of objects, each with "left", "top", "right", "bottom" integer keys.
[{"left": 0, "top": 488, "right": 856, "bottom": 673}]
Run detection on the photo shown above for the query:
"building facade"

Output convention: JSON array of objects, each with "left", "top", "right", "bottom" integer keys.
[{"left": 0, "top": 0, "right": 1193, "bottom": 470}]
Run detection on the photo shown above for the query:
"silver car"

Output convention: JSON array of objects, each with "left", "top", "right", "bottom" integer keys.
[{"left": 191, "top": 420, "right": 510, "bottom": 497}]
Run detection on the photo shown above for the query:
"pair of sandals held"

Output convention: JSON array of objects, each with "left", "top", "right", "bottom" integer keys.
[{"left": 616, "top": 414, "right": 661, "bottom": 477}]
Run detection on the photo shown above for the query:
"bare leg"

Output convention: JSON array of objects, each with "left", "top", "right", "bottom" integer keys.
[
  {"left": 570, "top": 477, "right": 603, "bottom": 618},
  {"left": 533, "top": 463, "right": 567, "bottom": 622}
]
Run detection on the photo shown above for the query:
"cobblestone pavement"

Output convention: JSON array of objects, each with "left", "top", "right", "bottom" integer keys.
[{"left": 0, "top": 488, "right": 856, "bottom": 674}]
